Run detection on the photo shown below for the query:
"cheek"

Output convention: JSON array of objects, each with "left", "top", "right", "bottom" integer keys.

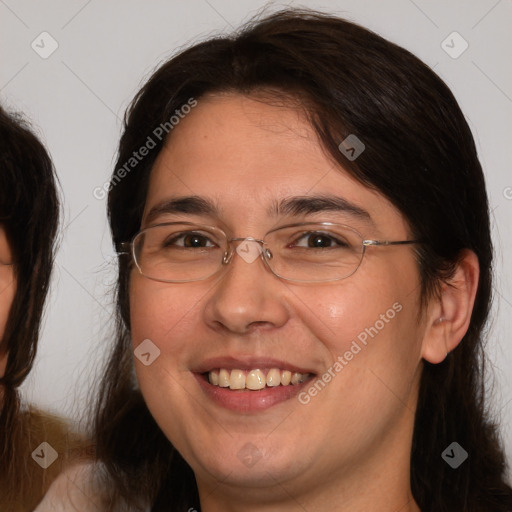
[
  {"left": 130, "top": 275, "right": 189, "bottom": 339},
  {"left": 128, "top": 275, "right": 213, "bottom": 452},
  {"left": 129, "top": 275, "right": 208, "bottom": 374},
  {"left": 0, "top": 272, "right": 15, "bottom": 378},
  {"left": 292, "top": 258, "right": 423, "bottom": 385},
  {"left": 293, "top": 279, "right": 423, "bottom": 441}
]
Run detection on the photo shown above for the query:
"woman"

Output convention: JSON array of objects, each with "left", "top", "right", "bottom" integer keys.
[
  {"left": 42, "top": 8, "right": 512, "bottom": 511},
  {"left": 0, "top": 105, "right": 82, "bottom": 510}
]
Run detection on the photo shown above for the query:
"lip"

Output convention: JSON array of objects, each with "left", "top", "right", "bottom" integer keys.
[
  {"left": 195, "top": 373, "right": 313, "bottom": 412},
  {"left": 192, "top": 356, "right": 316, "bottom": 413}
]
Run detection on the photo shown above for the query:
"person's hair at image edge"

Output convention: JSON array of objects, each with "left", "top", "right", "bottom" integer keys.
[
  {"left": 94, "top": 8, "right": 512, "bottom": 511},
  {"left": 0, "top": 104, "right": 66, "bottom": 508}
]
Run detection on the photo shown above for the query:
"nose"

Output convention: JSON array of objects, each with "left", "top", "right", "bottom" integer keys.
[{"left": 203, "top": 239, "right": 289, "bottom": 335}]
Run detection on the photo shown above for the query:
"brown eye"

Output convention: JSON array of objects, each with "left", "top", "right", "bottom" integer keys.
[
  {"left": 307, "top": 234, "right": 334, "bottom": 248},
  {"left": 182, "top": 234, "right": 210, "bottom": 247},
  {"left": 164, "top": 232, "right": 216, "bottom": 248},
  {"left": 292, "top": 232, "right": 349, "bottom": 249}
]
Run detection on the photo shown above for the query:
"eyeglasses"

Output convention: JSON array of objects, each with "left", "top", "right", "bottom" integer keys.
[{"left": 119, "top": 221, "right": 420, "bottom": 284}]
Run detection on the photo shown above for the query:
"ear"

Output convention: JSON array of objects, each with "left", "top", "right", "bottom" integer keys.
[{"left": 421, "top": 250, "right": 480, "bottom": 364}]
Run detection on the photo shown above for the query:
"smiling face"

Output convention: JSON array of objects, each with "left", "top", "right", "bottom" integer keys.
[
  {"left": 129, "top": 93, "right": 428, "bottom": 507},
  {"left": 0, "top": 224, "right": 15, "bottom": 378}
]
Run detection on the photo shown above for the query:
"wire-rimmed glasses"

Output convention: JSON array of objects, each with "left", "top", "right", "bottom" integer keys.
[{"left": 119, "top": 221, "right": 420, "bottom": 284}]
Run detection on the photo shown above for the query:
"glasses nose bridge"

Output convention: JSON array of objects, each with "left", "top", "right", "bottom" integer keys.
[{"left": 223, "top": 236, "right": 267, "bottom": 265}]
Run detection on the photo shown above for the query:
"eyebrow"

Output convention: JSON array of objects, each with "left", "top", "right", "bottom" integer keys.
[
  {"left": 268, "top": 195, "right": 373, "bottom": 223},
  {"left": 145, "top": 196, "right": 218, "bottom": 225},
  {"left": 145, "top": 194, "right": 373, "bottom": 225}
]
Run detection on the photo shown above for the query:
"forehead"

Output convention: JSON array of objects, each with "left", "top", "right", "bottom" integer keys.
[
  {"left": 156, "top": 93, "right": 325, "bottom": 186},
  {"left": 144, "top": 93, "right": 407, "bottom": 235}
]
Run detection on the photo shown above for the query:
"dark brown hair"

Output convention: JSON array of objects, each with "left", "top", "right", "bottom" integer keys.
[
  {"left": 0, "top": 104, "right": 63, "bottom": 509},
  {"left": 95, "top": 9, "right": 512, "bottom": 511}
]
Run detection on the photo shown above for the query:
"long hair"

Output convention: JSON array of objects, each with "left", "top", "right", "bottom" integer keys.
[
  {"left": 94, "top": 9, "right": 512, "bottom": 511},
  {"left": 0, "top": 104, "right": 62, "bottom": 509}
]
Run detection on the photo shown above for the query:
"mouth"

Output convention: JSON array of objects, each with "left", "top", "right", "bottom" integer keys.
[
  {"left": 193, "top": 357, "right": 316, "bottom": 412},
  {"left": 205, "top": 368, "right": 311, "bottom": 390}
]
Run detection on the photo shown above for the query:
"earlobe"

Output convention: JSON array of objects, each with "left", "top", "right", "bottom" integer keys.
[{"left": 421, "top": 250, "right": 480, "bottom": 364}]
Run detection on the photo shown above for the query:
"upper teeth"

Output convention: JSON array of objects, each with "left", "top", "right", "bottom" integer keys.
[{"left": 208, "top": 369, "right": 309, "bottom": 390}]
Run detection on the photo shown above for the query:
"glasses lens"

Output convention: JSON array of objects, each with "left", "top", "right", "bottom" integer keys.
[
  {"left": 265, "top": 223, "right": 364, "bottom": 282},
  {"left": 133, "top": 224, "right": 225, "bottom": 282}
]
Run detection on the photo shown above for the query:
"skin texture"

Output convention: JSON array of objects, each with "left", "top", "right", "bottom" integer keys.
[
  {"left": 0, "top": 225, "right": 15, "bottom": 378},
  {"left": 130, "top": 93, "right": 479, "bottom": 512}
]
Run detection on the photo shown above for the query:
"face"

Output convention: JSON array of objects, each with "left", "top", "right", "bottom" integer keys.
[
  {"left": 130, "top": 94, "right": 428, "bottom": 501},
  {"left": 0, "top": 225, "right": 16, "bottom": 377}
]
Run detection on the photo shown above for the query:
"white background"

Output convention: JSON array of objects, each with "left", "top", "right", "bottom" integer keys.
[{"left": 1, "top": 0, "right": 511, "bottom": 475}]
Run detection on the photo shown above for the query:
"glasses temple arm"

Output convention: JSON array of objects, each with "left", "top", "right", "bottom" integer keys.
[{"left": 117, "top": 241, "right": 132, "bottom": 254}]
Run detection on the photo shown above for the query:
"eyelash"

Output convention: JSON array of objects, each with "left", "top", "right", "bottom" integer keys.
[
  {"left": 164, "top": 231, "right": 349, "bottom": 249},
  {"left": 164, "top": 233, "right": 217, "bottom": 248},
  {"left": 289, "top": 232, "right": 349, "bottom": 249}
]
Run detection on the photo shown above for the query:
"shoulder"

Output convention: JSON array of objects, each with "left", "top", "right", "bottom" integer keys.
[
  {"left": 0, "top": 405, "right": 88, "bottom": 512},
  {"left": 34, "top": 461, "right": 101, "bottom": 512},
  {"left": 35, "top": 460, "right": 152, "bottom": 512}
]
